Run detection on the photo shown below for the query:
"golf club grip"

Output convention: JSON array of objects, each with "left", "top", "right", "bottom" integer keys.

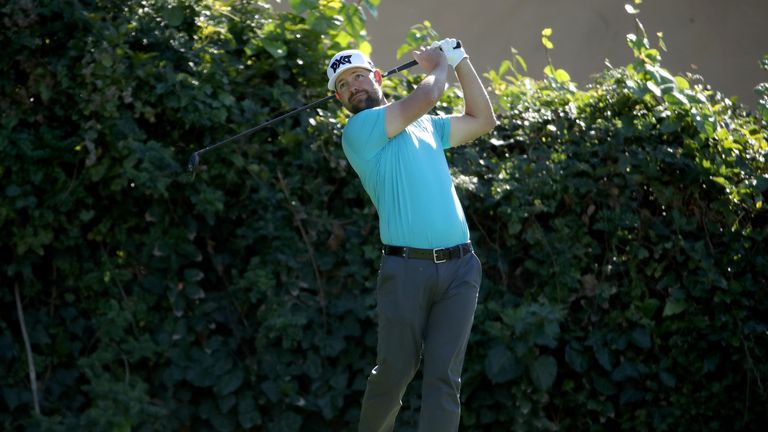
[{"left": 383, "top": 40, "right": 462, "bottom": 78}]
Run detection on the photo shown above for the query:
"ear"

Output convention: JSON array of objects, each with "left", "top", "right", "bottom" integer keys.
[
  {"left": 374, "top": 69, "right": 383, "bottom": 85},
  {"left": 335, "top": 91, "right": 341, "bottom": 100}
]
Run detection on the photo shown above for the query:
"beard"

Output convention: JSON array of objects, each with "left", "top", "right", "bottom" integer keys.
[{"left": 348, "top": 90, "right": 381, "bottom": 114}]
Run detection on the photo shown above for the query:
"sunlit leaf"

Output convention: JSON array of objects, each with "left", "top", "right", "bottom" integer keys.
[
  {"left": 675, "top": 76, "right": 690, "bottom": 89},
  {"left": 358, "top": 40, "right": 372, "bottom": 57},
  {"left": 625, "top": 4, "right": 640, "bottom": 14},
  {"left": 498, "top": 59, "right": 511, "bottom": 76},
  {"left": 647, "top": 81, "right": 661, "bottom": 97},
  {"left": 554, "top": 68, "right": 571, "bottom": 83},
  {"left": 516, "top": 54, "right": 528, "bottom": 72}
]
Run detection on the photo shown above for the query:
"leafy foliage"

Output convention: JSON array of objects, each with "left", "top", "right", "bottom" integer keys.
[
  {"left": 1, "top": 1, "right": 766, "bottom": 431},
  {"left": 2, "top": 1, "right": 376, "bottom": 430},
  {"left": 756, "top": 55, "right": 768, "bottom": 123},
  {"left": 459, "top": 10, "right": 768, "bottom": 431}
]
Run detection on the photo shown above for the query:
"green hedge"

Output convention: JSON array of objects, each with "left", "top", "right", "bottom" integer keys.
[
  {"left": 453, "top": 19, "right": 768, "bottom": 430},
  {"left": 1, "top": 1, "right": 766, "bottom": 431}
]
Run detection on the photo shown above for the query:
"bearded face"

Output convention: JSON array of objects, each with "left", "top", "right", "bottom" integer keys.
[
  {"left": 347, "top": 89, "right": 382, "bottom": 114},
  {"left": 335, "top": 68, "right": 385, "bottom": 114}
]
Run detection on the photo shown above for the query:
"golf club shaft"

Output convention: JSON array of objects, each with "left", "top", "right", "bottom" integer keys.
[
  {"left": 188, "top": 41, "right": 461, "bottom": 171},
  {"left": 382, "top": 59, "right": 419, "bottom": 78},
  {"left": 194, "top": 94, "right": 335, "bottom": 158}
]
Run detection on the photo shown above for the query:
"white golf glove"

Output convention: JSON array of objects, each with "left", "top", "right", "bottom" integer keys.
[{"left": 430, "top": 38, "right": 467, "bottom": 68}]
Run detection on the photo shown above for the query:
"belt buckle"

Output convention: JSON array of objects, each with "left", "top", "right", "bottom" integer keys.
[{"left": 433, "top": 248, "right": 447, "bottom": 263}]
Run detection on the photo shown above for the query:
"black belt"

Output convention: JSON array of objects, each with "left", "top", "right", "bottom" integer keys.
[{"left": 382, "top": 242, "right": 473, "bottom": 263}]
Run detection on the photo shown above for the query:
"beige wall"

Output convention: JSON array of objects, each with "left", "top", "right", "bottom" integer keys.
[{"left": 362, "top": 0, "right": 767, "bottom": 109}]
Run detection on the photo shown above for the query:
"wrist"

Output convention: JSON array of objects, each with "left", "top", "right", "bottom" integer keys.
[
  {"left": 435, "top": 55, "right": 449, "bottom": 70},
  {"left": 454, "top": 55, "right": 469, "bottom": 69},
  {"left": 448, "top": 50, "right": 468, "bottom": 68}
]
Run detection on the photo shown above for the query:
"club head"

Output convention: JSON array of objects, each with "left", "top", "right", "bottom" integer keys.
[{"left": 187, "top": 152, "right": 200, "bottom": 172}]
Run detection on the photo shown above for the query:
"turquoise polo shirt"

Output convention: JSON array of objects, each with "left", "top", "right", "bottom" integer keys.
[{"left": 341, "top": 105, "right": 470, "bottom": 249}]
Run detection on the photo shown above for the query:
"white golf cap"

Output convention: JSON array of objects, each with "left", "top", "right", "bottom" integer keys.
[{"left": 326, "top": 49, "right": 375, "bottom": 91}]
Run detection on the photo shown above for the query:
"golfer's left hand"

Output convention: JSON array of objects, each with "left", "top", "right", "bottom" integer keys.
[{"left": 431, "top": 38, "right": 467, "bottom": 69}]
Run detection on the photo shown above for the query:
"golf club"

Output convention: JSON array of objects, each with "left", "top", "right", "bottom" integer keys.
[{"left": 187, "top": 41, "right": 461, "bottom": 172}]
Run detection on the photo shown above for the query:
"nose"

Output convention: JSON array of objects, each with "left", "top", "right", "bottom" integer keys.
[
  {"left": 349, "top": 86, "right": 366, "bottom": 101},
  {"left": 349, "top": 81, "right": 364, "bottom": 93}
]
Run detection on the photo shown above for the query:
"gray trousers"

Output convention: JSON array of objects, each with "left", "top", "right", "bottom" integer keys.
[{"left": 358, "top": 251, "right": 482, "bottom": 432}]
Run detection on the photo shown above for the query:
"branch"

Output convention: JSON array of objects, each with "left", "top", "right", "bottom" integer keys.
[
  {"left": 14, "top": 282, "right": 40, "bottom": 415},
  {"left": 531, "top": 218, "right": 563, "bottom": 300},
  {"left": 275, "top": 169, "right": 328, "bottom": 329},
  {"left": 468, "top": 210, "right": 507, "bottom": 288}
]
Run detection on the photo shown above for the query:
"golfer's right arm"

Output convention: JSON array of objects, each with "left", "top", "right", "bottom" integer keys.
[{"left": 384, "top": 47, "right": 449, "bottom": 138}]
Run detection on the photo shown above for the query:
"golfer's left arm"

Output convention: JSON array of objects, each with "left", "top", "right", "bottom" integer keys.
[{"left": 449, "top": 55, "right": 497, "bottom": 147}]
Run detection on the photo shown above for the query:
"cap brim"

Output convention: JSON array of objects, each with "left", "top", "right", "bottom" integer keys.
[{"left": 328, "top": 64, "right": 375, "bottom": 91}]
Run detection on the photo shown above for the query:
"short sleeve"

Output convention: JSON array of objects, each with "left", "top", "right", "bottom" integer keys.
[
  {"left": 430, "top": 115, "right": 452, "bottom": 149},
  {"left": 342, "top": 106, "right": 389, "bottom": 163}
]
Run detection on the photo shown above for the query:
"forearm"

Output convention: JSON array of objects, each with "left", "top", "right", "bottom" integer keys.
[
  {"left": 415, "top": 57, "right": 449, "bottom": 104},
  {"left": 384, "top": 48, "right": 449, "bottom": 138},
  {"left": 455, "top": 58, "right": 495, "bottom": 125}
]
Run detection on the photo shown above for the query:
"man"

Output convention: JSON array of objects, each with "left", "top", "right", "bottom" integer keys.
[{"left": 326, "top": 38, "right": 496, "bottom": 431}]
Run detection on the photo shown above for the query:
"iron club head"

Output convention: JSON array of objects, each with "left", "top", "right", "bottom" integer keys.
[{"left": 187, "top": 152, "right": 200, "bottom": 172}]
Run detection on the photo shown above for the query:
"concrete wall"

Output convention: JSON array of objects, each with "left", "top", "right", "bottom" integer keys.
[{"left": 361, "top": 0, "right": 767, "bottom": 108}]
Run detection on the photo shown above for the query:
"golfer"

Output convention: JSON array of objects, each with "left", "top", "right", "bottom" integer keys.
[{"left": 327, "top": 38, "right": 496, "bottom": 431}]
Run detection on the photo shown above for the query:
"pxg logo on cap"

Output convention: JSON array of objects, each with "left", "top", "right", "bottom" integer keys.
[
  {"left": 329, "top": 55, "right": 352, "bottom": 74},
  {"left": 327, "top": 49, "right": 375, "bottom": 91}
]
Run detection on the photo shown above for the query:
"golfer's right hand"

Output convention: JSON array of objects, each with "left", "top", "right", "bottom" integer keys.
[{"left": 413, "top": 45, "right": 447, "bottom": 72}]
